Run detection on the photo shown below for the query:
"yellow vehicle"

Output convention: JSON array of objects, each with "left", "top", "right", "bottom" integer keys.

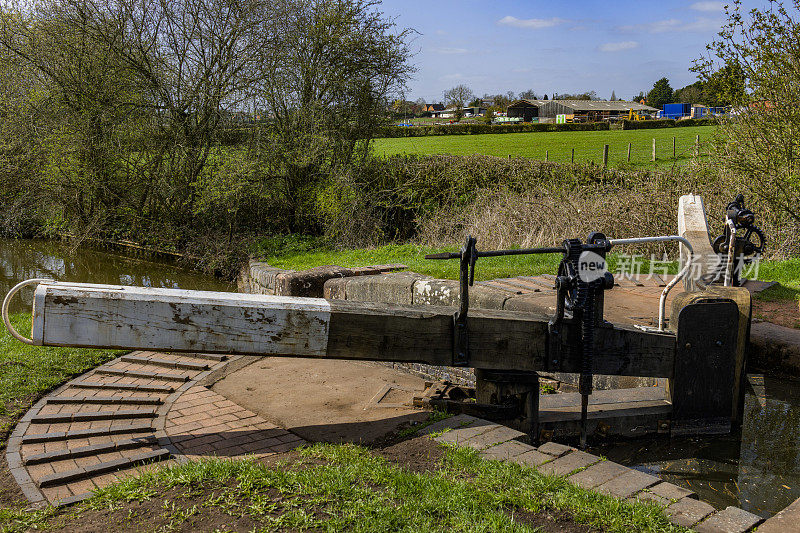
[{"left": 627, "top": 109, "right": 647, "bottom": 121}]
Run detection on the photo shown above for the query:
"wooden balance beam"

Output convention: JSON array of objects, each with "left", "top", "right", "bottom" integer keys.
[
  {"left": 27, "top": 282, "right": 677, "bottom": 376},
  {"left": 8, "top": 280, "right": 748, "bottom": 438}
]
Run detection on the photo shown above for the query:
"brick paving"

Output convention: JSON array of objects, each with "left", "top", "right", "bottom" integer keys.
[{"left": 7, "top": 351, "right": 305, "bottom": 506}]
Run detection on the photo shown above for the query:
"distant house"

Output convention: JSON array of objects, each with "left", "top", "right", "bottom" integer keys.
[
  {"left": 424, "top": 104, "right": 445, "bottom": 113},
  {"left": 508, "top": 99, "right": 657, "bottom": 122}
]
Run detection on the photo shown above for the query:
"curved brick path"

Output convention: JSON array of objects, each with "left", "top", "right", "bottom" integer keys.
[{"left": 7, "top": 351, "right": 304, "bottom": 507}]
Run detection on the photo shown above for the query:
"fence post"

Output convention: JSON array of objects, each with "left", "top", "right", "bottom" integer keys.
[
  {"left": 602, "top": 144, "right": 609, "bottom": 168},
  {"left": 571, "top": 147, "right": 575, "bottom": 163},
  {"left": 652, "top": 138, "right": 656, "bottom": 162},
  {"left": 545, "top": 150, "right": 549, "bottom": 162},
  {"left": 695, "top": 135, "right": 700, "bottom": 158},
  {"left": 673, "top": 136, "right": 676, "bottom": 159},
  {"left": 627, "top": 143, "right": 631, "bottom": 163}
]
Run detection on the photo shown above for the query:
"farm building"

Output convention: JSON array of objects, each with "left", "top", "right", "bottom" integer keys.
[
  {"left": 506, "top": 100, "right": 548, "bottom": 122},
  {"left": 507, "top": 99, "right": 657, "bottom": 122}
]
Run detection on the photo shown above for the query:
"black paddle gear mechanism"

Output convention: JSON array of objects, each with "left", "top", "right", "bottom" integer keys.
[
  {"left": 712, "top": 194, "right": 765, "bottom": 286},
  {"left": 425, "top": 233, "right": 614, "bottom": 448}
]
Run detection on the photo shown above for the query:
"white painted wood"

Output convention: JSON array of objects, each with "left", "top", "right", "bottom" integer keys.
[
  {"left": 678, "top": 194, "right": 720, "bottom": 291},
  {"left": 34, "top": 282, "right": 331, "bottom": 356}
]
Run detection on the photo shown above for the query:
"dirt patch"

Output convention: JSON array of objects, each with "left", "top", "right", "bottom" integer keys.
[
  {"left": 0, "top": 454, "right": 28, "bottom": 509},
  {"left": 53, "top": 484, "right": 264, "bottom": 533},
  {"left": 510, "top": 508, "right": 600, "bottom": 533},
  {"left": 754, "top": 298, "right": 800, "bottom": 329},
  {"left": 375, "top": 436, "right": 445, "bottom": 474}
]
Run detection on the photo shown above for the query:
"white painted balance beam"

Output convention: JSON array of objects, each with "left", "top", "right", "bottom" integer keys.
[{"left": 3, "top": 280, "right": 676, "bottom": 376}]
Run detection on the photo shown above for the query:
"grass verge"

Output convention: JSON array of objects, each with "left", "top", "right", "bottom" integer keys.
[
  {"left": 0, "top": 313, "right": 123, "bottom": 445},
  {"left": 1, "top": 442, "right": 688, "bottom": 532}
]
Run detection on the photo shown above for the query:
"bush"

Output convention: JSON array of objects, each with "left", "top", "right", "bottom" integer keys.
[{"left": 377, "top": 122, "right": 609, "bottom": 138}]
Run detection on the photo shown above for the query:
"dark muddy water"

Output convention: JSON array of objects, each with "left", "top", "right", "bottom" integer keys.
[
  {"left": 591, "top": 374, "right": 800, "bottom": 518},
  {"left": 0, "top": 238, "right": 233, "bottom": 313}
]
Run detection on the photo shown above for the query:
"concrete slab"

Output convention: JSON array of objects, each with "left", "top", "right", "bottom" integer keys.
[
  {"left": 568, "top": 460, "right": 628, "bottom": 489},
  {"left": 664, "top": 497, "right": 716, "bottom": 528},
  {"left": 595, "top": 469, "right": 659, "bottom": 498},
  {"left": 343, "top": 272, "right": 429, "bottom": 305},
  {"left": 479, "top": 440, "right": 536, "bottom": 461},
  {"left": 417, "top": 414, "right": 477, "bottom": 436},
  {"left": 212, "top": 358, "right": 428, "bottom": 444},
  {"left": 435, "top": 419, "right": 500, "bottom": 446},
  {"left": 512, "top": 449, "right": 556, "bottom": 468},
  {"left": 757, "top": 496, "right": 800, "bottom": 533},
  {"left": 412, "top": 279, "right": 460, "bottom": 307},
  {"left": 647, "top": 481, "right": 696, "bottom": 501},
  {"left": 537, "top": 450, "right": 601, "bottom": 477},
  {"left": 537, "top": 441, "right": 573, "bottom": 457},
  {"left": 459, "top": 424, "right": 526, "bottom": 451},
  {"left": 694, "top": 506, "right": 763, "bottom": 533}
]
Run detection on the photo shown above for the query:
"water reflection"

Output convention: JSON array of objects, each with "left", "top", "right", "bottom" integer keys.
[
  {"left": 590, "top": 375, "right": 800, "bottom": 518},
  {"left": 0, "top": 238, "right": 234, "bottom": 313}
]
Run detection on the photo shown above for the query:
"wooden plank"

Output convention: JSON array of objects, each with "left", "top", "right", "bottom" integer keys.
[{"left": 30, "top": 282, "right": 676, "bottom": 375}]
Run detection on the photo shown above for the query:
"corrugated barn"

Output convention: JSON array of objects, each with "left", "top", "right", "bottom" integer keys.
[{"left": 508, "top": 99, "right": 658, "bottom": 122}]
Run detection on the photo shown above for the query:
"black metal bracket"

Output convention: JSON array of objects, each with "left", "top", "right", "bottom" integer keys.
[
  {"left": 453, "top": 236, "right": 477, "bottom": 366},
  {"left": 426, "top": 236, "right": 565, "bottom": 367}
]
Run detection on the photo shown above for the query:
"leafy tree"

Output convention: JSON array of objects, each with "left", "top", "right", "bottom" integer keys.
[
  {"left": 647, "top": 77, "right": 673, "bottom": 109},
  {"left": 610, "top": 90, "right": 616, "bottom": 101},
  {"left": 543, "top": 94, "right": 548, "bottom": 100},
  {"left": 701, "top": 64, "right": 746, "bottom": 107},
  {"left": 673, "top": 81, "right": 704, "bottom": 104},
  {"left": 695, "top": 0, "right": 800, "bottom": 224},
  {"left": 631, "top": 91, "right": 646, "bottom": 103},
  {"left": 443, "top": 84, "right": 474, "bottom": 121},
  {"left": 518, "top": 89, "right": 538, "bottom": 101}
]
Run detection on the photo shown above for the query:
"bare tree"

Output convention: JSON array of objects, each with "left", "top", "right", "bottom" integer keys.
[
  {"left": 256, "top": 0, "right": 414, "bottom": 231},
  {"left": 443, "top": 84, "right": 474, "bottom": 121}
]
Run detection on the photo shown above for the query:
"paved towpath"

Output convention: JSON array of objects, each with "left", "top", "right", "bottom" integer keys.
[{"left": 7, "top": 351, "right": 303, "bottom": 506}]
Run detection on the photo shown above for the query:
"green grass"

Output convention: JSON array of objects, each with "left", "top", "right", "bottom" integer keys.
[
  {"left": 4, "top": 442, "right": 687, "bottom": 532},
  {"left": 0, "top": 313, "right": 123, "bottom": 443},
  {"left": 753, "top": 258, "right": 800, "bottom": 303},
  {"left": 372, "top": 126, "right": 715, "bottom": 168}
]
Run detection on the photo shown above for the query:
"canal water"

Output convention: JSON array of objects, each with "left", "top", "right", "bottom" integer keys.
[
  {"left": 0, "top": 238, "right": 233, "bottom": 314},
  {"left": 591, "top": 373, "right": 800, "bottom": 518}
]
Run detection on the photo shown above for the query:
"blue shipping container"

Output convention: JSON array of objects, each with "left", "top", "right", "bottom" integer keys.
[{"left": 663, "top": 103, "right": 691, "bottom": 120}]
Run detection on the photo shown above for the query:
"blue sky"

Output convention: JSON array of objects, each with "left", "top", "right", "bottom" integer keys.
[{"left": 379, "top": 0, "right": 769, "bottom": 102}]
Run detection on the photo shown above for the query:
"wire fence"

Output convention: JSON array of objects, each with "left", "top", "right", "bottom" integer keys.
[{"left": 503, "top": 134, "right": 713, "bottom": 168}]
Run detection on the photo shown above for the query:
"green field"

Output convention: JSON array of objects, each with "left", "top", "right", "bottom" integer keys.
[{"left": 373, "top": 126, "right": 716, "bottom": 167}]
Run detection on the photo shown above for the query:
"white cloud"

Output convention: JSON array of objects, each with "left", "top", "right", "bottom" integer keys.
[
  {"left": 690, "top": 1, "right": 726, "bottom": 12},
  {"left": 618, "top": 17, "right": 721, "bottom": 34},
  {"left": 599, "top": 41, "right": 640, "bottom": 52},
  {"left": 497, "top": 16, "right": 567, "bottom": 29},
  {"left": 439, "top": 73, "right": 464, "bottom": 81},
  {"left": 434, "top": 47, "right": 468, "bottom": 55}
]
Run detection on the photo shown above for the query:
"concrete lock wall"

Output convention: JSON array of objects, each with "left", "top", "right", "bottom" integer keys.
[{"left": 239, "top": 260, "right": 663, "bottom": 389}]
